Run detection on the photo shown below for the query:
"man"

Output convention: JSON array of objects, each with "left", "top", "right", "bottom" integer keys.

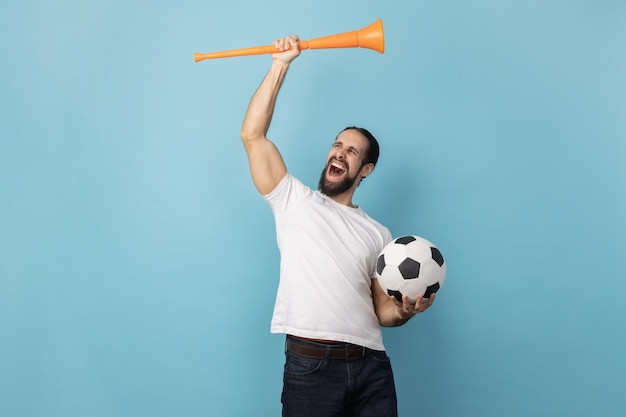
[{"left": 240, "top": 34, "right": 435, "bottom": 417}]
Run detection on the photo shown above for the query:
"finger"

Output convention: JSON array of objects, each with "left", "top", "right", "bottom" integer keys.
[
  {"left": 400, "top": 295, "right": 418, "bottom": 317},
  {"left": 416, "top": 294, "right": 435, "bottom": 313},
  {"left": 277, "top": 37, "right": 291, "bottom": 51},
  {"left": 411, "top": 294, "right": 427, "bottom": 314},
  {"left": 402, "top": 294, "right": 414, "bottom": 310},
  {"left": 286, "top": 35, "right": 300, "bottom": 52},
  {"left": 388, "top": 293, "right": 402, "bottom": 306},
  {"left": 427, "top": 293, "right": 436, "bottom": 307}
]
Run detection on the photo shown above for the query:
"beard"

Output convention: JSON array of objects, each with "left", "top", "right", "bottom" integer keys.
[{"left": 317, "top": 159, "right": 360, "bottom": 197}]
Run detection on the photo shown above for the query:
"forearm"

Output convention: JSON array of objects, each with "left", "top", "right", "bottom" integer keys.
[
  {"left": 377, "top": 306, "right": 410, "bottom": 328},
  {"left": 372, "top": 280, "right": 432, "bottom": 327},
  {"left": 241, "top": 60, "right": 291, "bottom": 143}
]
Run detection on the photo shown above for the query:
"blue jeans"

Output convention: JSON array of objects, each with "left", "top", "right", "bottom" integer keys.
[{"left": 281, "top": 336, "right": 398, "bottom": 417}]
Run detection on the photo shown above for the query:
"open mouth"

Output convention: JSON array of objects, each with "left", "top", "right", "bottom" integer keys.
[{"left": 328, "top": 160, "right": 347, "bottom": 178}]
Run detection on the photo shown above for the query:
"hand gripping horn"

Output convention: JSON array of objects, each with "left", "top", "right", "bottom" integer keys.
[{"left": 193, "top": 19, "right": 384, "bottom": 62}]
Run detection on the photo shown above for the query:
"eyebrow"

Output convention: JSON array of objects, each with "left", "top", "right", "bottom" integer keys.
[{"left": 333, "top": 141, "right": 361, "bottom": 155}]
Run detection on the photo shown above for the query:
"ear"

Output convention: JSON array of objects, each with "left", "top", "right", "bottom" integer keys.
[{"left": 360, "top": 163, "right": 374, "bottom": 179}]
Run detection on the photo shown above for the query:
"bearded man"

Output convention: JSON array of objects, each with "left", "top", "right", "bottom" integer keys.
[{"left": 239, "top": 34, "right": 435, "bottom": 417}]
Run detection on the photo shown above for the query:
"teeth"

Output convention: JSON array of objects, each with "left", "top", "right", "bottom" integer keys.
[{"left": 331, "top": 161, "right": 345, "bottom": 169}]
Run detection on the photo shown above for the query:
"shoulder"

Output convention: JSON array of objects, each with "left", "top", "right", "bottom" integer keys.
[
  {"left": 263, "top": 173, "right": 313, "bottom": 212},
  {"left": 263, "top": 173, "right": 307, "bottom": 197}
]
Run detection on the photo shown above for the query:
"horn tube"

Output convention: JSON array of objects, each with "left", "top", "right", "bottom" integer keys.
[{"left": 194, "top": 19, "right": 384, "bottom": 62}]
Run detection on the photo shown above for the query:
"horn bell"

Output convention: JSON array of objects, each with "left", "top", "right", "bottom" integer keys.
[
  {"left": 303, "top": 18, "right": 385, "bottom": 54},
  {"left": 356, "top": 18, "right": 384, "bottom": 54}
]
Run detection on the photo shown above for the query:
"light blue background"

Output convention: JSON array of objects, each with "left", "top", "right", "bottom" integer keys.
[{"left": 1, "top": 1, "right": 625, "bottom": 416}]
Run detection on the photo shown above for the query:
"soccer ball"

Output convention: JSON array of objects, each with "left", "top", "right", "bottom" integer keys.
[{"left": 375, "top": 235, "right": 446, "bottom": 303}]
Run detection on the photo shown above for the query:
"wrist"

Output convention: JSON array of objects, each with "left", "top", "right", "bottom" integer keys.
[{"left": 271, "top": 58, "right": 292, "bottom": 69}]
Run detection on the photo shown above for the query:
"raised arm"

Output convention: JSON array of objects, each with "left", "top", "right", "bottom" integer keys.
[{"left": 240, "top": 36, "right": 301, "bottom": 195}]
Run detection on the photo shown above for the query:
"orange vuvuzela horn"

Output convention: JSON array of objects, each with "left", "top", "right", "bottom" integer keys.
[{"left": 194, "top": 19, "right": 384, "bottom": 62}]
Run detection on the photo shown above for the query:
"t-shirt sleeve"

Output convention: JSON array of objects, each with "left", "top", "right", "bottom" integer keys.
[{"left": 263, "top": 173, "right": 311, "bottom": 214}]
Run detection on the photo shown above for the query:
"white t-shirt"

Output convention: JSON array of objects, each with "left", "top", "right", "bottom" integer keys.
[{"left": 263, "top": 173, "right": 393, "bottom": 350}]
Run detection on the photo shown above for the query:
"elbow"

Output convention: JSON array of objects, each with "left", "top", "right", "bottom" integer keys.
[
  {"left": 240, "top": 127, "right": 263, "bottom": 146},
  {"left": 240, "top": 127, "right": 251, "bottom": 144}
]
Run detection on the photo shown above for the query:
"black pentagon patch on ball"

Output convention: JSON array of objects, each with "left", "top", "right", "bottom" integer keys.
[
  {"left": 398, "top": 258, "right": 420, "bottom": 279},
  {"left": 423, "top": 282, "right": 441, "bottom": 299},
  {"left": 395, "top": 235, "right": 416, "bottom": 245},
  {"left": 387, "top": 289, "right": 403, "bottom": 302},
  {"left": 430, "top": 247, "right": 444, "bottom": 267},
  {"left": 376, "top": 254, "right": 386, "bottom": 275}
]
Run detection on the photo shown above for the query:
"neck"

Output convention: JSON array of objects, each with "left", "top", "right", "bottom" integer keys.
[{"left": 326, "top": 191, "right": 358, "bottom": 208}]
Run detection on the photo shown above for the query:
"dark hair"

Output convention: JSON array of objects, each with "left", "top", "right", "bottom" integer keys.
[{"left": 341, "top": 126, "right": 380, "bottom": 167}]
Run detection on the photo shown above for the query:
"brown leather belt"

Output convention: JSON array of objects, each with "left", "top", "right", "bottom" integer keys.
[{"left": 286, "top": 336, "right": 375, "bottom": 361}]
